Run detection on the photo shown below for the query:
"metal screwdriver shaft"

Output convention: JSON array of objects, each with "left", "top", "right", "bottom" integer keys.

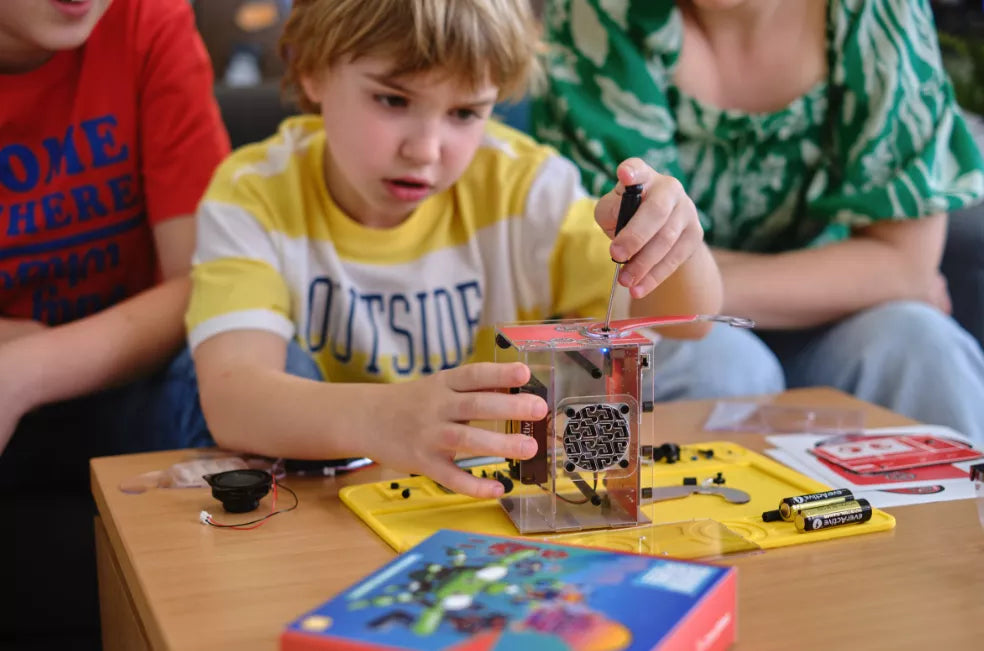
[
  {"left": 602, "top": 184, "right": 644, "bottom": 331},
  {"left": 602, "top": 266, "right": 620, "bottom": 330}
]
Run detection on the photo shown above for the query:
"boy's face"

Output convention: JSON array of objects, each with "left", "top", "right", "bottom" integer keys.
[
  {"left": 302, "top": 56, "right": 499, "bottom": 228},
  {"left": 0, "top": 0, "right": 112, "bottom": 71}
]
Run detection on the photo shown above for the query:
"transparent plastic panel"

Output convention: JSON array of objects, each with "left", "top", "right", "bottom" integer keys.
[
  {"left": 545, "top": 519, "right": 762, "bottom": 560},
  {"left": 495, "top": 321, "right": 654, "bottom": 534}
]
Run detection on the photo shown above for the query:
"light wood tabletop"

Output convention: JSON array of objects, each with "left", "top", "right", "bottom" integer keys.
[{"left": 91, "top": 387, "right": 984, "bottom": 651}]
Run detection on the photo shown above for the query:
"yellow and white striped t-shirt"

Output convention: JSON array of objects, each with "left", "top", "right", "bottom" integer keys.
[{"left": 187, "top": 115, "right": 615, "bottom": 383}]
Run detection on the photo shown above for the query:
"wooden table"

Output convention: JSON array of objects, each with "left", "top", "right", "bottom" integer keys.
[{"left": 91, "top": 388, "right": 984, "bottom": 651}]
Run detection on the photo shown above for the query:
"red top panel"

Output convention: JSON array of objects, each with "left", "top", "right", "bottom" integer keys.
[{"left": 497, "top": 321, "right": 650, "bottom": 350}]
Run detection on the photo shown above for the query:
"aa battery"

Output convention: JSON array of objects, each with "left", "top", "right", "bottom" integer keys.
[
  {"left": 779, "top": 488, "right": 854, "bottom": 521},
  {"left": 794, "top": 498, "right": 872, "bottom": 532}
]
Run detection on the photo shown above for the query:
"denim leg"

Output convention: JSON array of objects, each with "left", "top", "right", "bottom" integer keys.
[
  {"left": 144, "top": 340, "right": 325, "bottom": 452},
  {"left": 283, "top": 339, "right": 325, "bottom": 380},
  {"left": 759, "top": 301, "right": 984, "bottom": 446},
  {"left": 650, "top": 322, "right": 786, "bottom": 401}
]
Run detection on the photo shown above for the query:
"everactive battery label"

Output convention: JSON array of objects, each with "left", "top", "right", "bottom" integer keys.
[
  {"left": 794, "top": 498, "right": 872, "bottom": 532},
  {"left": 779, "top": 488, "right": 854, "bottom": 521}
]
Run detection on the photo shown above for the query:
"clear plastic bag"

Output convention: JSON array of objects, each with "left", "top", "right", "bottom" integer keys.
[
  {"left": 118, "top": 454, "right": 274, "bottom": 494},
  {"left": 703, "top": 400, "right": 865, "bottom": 435}
]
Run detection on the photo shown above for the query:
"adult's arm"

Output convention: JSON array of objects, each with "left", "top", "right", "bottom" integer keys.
[{"left": 715, "top": 214, "right": 948, "bottom": 329}]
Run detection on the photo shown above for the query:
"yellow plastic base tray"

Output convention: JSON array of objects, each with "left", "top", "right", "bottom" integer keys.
[{"left": 340, "top": 441, "right": 894, "bottom": 558}]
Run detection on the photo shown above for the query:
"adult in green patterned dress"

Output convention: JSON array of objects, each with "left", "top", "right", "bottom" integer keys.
[{"left": 533, "top": 0, "right": 984, "bottom": 444}]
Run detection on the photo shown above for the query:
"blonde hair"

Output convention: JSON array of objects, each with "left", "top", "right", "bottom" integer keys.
[{"left": 279, "top": 0, "right": 541, "bottom": 112}]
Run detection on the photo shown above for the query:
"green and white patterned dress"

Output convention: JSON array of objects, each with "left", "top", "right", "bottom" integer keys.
[{"left": 532, "top": 0, "right": 984, "bottom": 252}]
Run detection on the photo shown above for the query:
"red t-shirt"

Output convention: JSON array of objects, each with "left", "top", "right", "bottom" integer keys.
[{"left": 0, "top": 0, "right": 230, "bottom": 325}]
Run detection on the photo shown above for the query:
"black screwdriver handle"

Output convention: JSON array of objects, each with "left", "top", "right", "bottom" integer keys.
[
  {"left": 612, "top": 183, "right": 643, "bottom": 261},
  {"left": 614, "top": 183, "right": 643, "bottom": 235}
]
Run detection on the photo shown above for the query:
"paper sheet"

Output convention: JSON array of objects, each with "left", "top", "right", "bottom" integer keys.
[{"left": 764, "top": 425, "right": 981, "bottom": 507}]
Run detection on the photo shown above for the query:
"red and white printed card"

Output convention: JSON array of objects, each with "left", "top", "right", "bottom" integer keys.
[{"left": 812, "top": 434, "right": 982, "bottom": 474}]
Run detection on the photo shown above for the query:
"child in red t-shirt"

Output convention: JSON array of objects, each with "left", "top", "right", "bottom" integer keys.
[
  {"left": 0, "top": 0, "right": 231, "bottom": 465},
  {"left": 0, "top": 0, "right": 232, "bottom": 641}
]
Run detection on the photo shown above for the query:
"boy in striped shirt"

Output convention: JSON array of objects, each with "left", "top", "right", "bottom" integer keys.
[{"left": 187, "top": 0, "right": 722, "bottom": 497}]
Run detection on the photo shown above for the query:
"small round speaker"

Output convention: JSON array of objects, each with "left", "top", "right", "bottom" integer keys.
[{"left": 202, "top": 469, "right": 273, "bottom": 513}]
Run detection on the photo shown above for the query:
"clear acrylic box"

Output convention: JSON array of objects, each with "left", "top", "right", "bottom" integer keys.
[{"left": 494, "top": 319, "right": 655, "bottom": 534}]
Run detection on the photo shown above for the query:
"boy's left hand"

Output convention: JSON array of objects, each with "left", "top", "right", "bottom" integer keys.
[{"left": 595, "top": 158, "right": 704, "bottom": 299}]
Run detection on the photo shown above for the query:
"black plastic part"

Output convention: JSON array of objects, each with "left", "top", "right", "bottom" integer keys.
[
  {"left": 508, "top": 462, "right": 520, "bottom": 480},
  {"left": 401, "top": 488, "right": 411, "bottom": 499},
  {"left": 619, "top": 459, "right": 629, "bottom": 468},
  {"left": 567, "top": 471, "right": 602, "bottom": 505},
  {"left": 654, "top": 443, "right": 681, "bottom": 464},
  {"left": 389, "top": 482, "right": 399, "bottom": 489},
  {"left": 762, "top": 509, "right": 782, "bottom": 522},
  {"left": 202, "top": 469, "right": 273, "bottom": 513},
  {"left": 713, "top": 472, "right": 725, "bottom": 485},
  {"left": 564, "top": 351, "right": 603, "bottom": 379},
  {"left": 642, "top": 401, "right": 654, "bottom": 413},
  {"left": 494, "top": 471, "right": 514, "bottom": 494},
  {"left": 698, "top": 448, "right": 714, "bottom": 459},
  {"left": 642, "top": 487, "right": 653, "bottom": 499},
  {"left": 495, "top": 333, "right": 511, "bottom": 349},
  {"left": 682, "top": 477, "right": 697, "bottom": 486}
]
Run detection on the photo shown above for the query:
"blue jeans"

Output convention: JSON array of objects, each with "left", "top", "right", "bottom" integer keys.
[
  {"left": 651, "top": 301, "right": 984, "bottom": 446},
  {"left": 0, "top": 340, "right": 322, "bottom": 493}
]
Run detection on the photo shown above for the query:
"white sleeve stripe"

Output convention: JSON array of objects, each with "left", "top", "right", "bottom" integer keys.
[
  {"left": 515, "top": 154, "right": 589, "bottom": 310},
  {"left": 188, "top": 310, "right": 296, "bottom": 350},
  {"left": 195, "top": 200, "right": 281, "bottom": 269},
  {"left": 526, "top": 155, "right": 590, "bottom": 213}
]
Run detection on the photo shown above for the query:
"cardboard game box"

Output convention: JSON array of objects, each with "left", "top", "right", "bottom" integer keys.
[{"left": 281, "top": 529, "right": 736, "bottom": 651}]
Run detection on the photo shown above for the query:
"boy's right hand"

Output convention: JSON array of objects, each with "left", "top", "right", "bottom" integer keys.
[{"left": 364, "top": 362, "right": 546, "bottom": 499}]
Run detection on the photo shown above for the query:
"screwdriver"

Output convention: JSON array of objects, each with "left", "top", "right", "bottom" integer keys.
[{"left": 602, "top": 183, "right": 644, "bottom": 331}]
